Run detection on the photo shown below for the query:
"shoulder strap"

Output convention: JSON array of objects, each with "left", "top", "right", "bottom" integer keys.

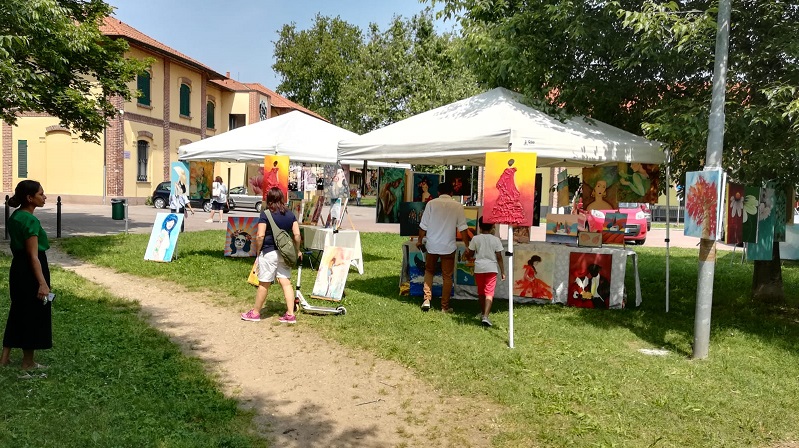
[{"left": 265, "top": 209, "right": 279, "bottom": 232}]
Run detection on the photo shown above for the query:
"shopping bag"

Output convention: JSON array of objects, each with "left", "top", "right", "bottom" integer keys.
[{"left": 247, "top": 260, "right": 259, "bottom": 287}]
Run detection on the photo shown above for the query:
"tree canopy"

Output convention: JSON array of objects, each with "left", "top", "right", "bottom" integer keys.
[
  {"left": 272, "top": 11, "right": 479, "bottom": 134},
  {"left": 0, "top": 0, "right": 148, "bottom": 143}
]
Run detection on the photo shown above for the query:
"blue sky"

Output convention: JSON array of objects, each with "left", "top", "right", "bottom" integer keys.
[{"left": 105, "top": 0, "right": 454, "bottom": 89}]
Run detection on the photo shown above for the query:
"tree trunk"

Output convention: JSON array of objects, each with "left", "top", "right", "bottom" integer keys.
[{"left": 751, "top": 242, "right": 784, "bottom": 303}]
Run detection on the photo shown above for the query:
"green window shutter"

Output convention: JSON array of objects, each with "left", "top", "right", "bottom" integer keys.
[
  {"left": 180, "top": 84, "right": 190, "bottom": 116},
  {"left": 137, "top": 72, "right": 151, "bottom": 106},
  {"left": 17, "top": 140, "right": 27, "bottom": 178},
  {"left": 206, "top": 102, "right": 215, "bottom": 128}
]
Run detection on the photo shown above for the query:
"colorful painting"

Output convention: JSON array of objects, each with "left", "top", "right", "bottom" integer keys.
[
  {"left": 582, "top": 166, "right": 619, "bottom": 211},
  {"left": 684, "top": 170, "right": 723, "bottom": 239},
  {"left": 170, "top": 161, "right": 190, "bottom": 200},
  {"left": 224, "top": 217, "right": 258, "bottom": 257},
  {"left": 144, "top": 212, "right": 184, "bottom": 262},
  {"left": 533, "top": 173, "right": 543, "bottom": 227},
  {"left": 399, "top": 202, "right": 426, "bottom": 237},
  {"left": 725, "top": 182, "right": 745, "bottom": 245},
  {"left": 310, "top": 194, "right": 326, "bottom": 226},
  {"left": 601, "top": 212, "right": 627, "bottom": 245},
  {"left": 189, "top": 161, "right": 214, "bottom": 200},
  {"left": 412, "top": 172, "right": 440, "bottom": 203},
  {"left": 460, "top": 206, "right": 480, "bottom": 241},
  {"left": 456, "top": 244, "right": 475, "bottom": 286},
  {"left": 444, "top": 169, "right": 472, "bottom": 197},
  {"left": 774, "top": 186, "right": 787, "bottom": 243},
  {"left": 748, "top": 186, "right": 776, "bottom": 261},
  {"left": 376, "top": 167, "right": 406, "bottom": 223},
  {"left": 301, "top": 197, "right": 316, "bottom": 225},
  {"left": 742, "top": 185, "right": 760, "bottom": 243},
  {"left": 617, "top": 163, "right": 660, "bottom": 204},
  {"left": 513, "top": 226, "right": 530, "bottom": 243},
  {"left": 513, "top": 249, "right": 554, "bottom": 300},
  {"left": 257, "top": 155, "right": 289, "bottom": 200},
  {"left": 567, "top": 252, "right": 612, "bottom": 309},
  {"left": 288, "top": 190, "right": 304, "bottom": 201},
  {"left": 406, "top": 243, "right": 442, "bottom": 297},
  {"left": 288, "top": 199, "right": 303, "bottom": 222},
  {"left": 324, "top": 163, "right": 350, "bottom": 199},
  {"left": 483, "top": 152, "right": 537, "bottom": 226},
  {"left": 578, "top": 231, "right": 602, "bottom": 248},
  {"left": 325, "top": 197, "right": 348, "bottom": 229},
  {"left": 557, "top": 170, "right": 570, "bottom": 207},
  {"left": 545, "top": 213, "right": 579, "bottom": 244},
  {"left": 311, "top": 246, "right": 354, "bottom": 301}
]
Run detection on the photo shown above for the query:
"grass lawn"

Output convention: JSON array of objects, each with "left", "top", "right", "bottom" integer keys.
[
  {"left": 57, "top": 231, "right": 799, "bottom": 447},
  {"left": 0, "top": 256, "right": 265, "bottom": 447}
]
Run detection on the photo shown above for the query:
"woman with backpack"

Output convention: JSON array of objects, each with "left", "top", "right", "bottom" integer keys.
[{"left": 241, "top": 187, "right": 303, "bottom": 323}]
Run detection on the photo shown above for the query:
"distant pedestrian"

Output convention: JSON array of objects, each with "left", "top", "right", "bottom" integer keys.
[
  {"left": 207, "top": 176, "right": 227, "bottom": 223},
  {"left": 1, "top": 180, "right": 53, "bottom": 371},
  {"left": 355, "top": 188, "right": 362, "bottom": 206}
]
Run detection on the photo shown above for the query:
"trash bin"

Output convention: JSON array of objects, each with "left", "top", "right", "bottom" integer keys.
[{"left": 111, "top": 198, "right": 127, "bottom": 220}]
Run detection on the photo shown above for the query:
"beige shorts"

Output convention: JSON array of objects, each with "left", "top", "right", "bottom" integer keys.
[{"left": 256, "top": 250, "right": 291, "bottom": 283}]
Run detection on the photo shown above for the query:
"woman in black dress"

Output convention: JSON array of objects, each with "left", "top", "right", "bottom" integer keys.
[{"left": 0, "top": 180, "right": 52, "bottom": 370}]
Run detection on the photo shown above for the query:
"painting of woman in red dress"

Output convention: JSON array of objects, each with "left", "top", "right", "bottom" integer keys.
[
  {"left": 514, "top": 255, "right": 553, "bottom": 300},
  {"left": 483, "top": 152, "right": 537, "bottom": 227}
]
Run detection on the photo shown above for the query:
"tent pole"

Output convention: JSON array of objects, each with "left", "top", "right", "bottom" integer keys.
[
  {"left": 361, "top": 160, "right": 368, "bottom": 199},
  {"left": 507, "top": 225, "right": 514, "bottom": 349},
  {"left": 665, "top": 152, "right": 671, "bottom": 313}
]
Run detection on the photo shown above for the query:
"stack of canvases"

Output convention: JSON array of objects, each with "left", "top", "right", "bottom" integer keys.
[{"left": 685, "top": 170, "right": 792, "bottom": 261}]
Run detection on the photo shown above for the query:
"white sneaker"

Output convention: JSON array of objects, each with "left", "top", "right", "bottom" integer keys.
[
  {"left": 205, "top": 219, "right": 214, "bottom": 223},
  {"left": 481, "top": 316, "right": 492, "bottom": 327}
]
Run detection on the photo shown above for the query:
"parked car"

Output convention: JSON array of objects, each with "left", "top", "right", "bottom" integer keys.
[
  {"left": 151, "top": 181, "right": 229, "bottom": 213},
  {"left": 579, "top": 204, "right": 649, "bottom": 245},
  {"left": 227, "top": 186, "right": 262, "bottom": 212},
  {"left": 618, "top": 202, "right": 651, "bottom": 231}
]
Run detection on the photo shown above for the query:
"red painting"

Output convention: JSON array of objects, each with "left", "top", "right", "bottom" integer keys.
[
  {"left": 483, "top": 152, "right": 537, "bottom": 226},
  {"left": 567, "top": 252, "right": 612, "bottom": 309},
  {"left": 725, "top": 182, "right": 744, "bottom": 245}
]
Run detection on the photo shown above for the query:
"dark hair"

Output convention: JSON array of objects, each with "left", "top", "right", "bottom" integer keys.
[
  {"left": 528, "top": 255, "right": 542, "bottom": 267},
  {"left": 438, "top": 181, "right": 452, "bottom": 195},
  {"left": 230, "top": 231, "right": 252, "bottom": 254},
  {"left": 588, "top": 263, "right": 602, "bottom": 277},
  {"left": 215, "top": 176, "right": 223, "bottom": 183},
  {"left": 8, "top": 180, "right": 42, "bottom": 208},
  {"left": 266, "top": 187, "right": 286, "bottom": 213},
  {"left": 478, "top": 216, "right": 493, "bottom": 233}
]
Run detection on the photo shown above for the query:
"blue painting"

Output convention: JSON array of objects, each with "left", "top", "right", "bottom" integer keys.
[
  {"left": 399, "top": 202, "right": 425, "bottom": 237},
  {"left": 407, "top": 244, "right": 442, "bottom": 297},
  {"left": 144, "top": 212, "right": 184, "bottom": 262},
  {"left": 456, "top": 244, "right": 475, "bottom": 286}
]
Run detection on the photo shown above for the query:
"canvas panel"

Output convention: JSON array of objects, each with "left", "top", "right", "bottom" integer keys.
[
  {"left": 513, "top": 249, "right": 554, "bottom": 300},
  {"left": 483, "top": 152, "right": 537, "bottom": 226},
  {"left": 545, "top": 214, "right": 579, "bottom": 244},
  {"left": 617, "top": 163, "right": 660, "bottom": 204},
  {"left": 582, "top": 166, "right": 619, "bottom": 211},
  {"left": 725, "top": 182, "right": 745, "bottom": 245},
  {"left": 567, "top": 252, "right": 613, "bottom": 309},
  {"left": 742, "top": 185, "right": 760, "bottom": 243},
  {"left": 261, "top": 155, "right": 290, "bottom": 200},
  {"left": 399, "top": 202, "right": 426, "bottom": 237},
  {"left": 684, "top": 170, "right": 722, "bottom": 239},
  {"left": 189, "top": 161, "right": 214, "bottom": 200},
  {"left": 311, "top": 246, "right": 355, "bottom": 301},
  {"left": 225, "top": 217, "right": 258, "bottom": 257},
  {"left": 444, "top": 169, "right": 472, "bottom": 197},
  {"left": 144, "top": 212, "right": 184, "bottom": 262},
  {"left": 412, "top": 172, "right": 440, "bottom": 203},
  {"left": 376, "top": 167, "right": 406, "bottom": 224},
  {"left": 748, "top": 187, "right": 776, "bottom": 261}
]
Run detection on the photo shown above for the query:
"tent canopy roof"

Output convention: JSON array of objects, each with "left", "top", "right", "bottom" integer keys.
[{"left": 337, "top": 87, "right": 665, "bottom": 167}]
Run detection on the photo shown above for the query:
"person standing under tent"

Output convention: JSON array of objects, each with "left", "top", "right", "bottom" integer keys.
[{"left": 416, "top": 182, "right": 469, "bottom": 313}]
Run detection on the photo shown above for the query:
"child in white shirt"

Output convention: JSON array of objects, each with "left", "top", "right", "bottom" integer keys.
[{"left": 465, "top": 218, "right": 506, "bottom": 327}]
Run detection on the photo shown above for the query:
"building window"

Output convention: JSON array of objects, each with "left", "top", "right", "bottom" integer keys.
[
  {"left": 206, "top": 101, "right": 215, "bottom": 129},
  {"left": 137, "top": 140, "right": 149, "bottom": 181},
  {"left": 17, "top": 140, "right": 27, "bottom": 178},
  {"left": 179, "top": 83, "right": 191, "bottom": 117},
  {"left": 137, "top": 71, "right": 151, "bottom": 106}
]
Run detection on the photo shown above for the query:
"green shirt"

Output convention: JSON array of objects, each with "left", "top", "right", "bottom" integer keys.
[{"left": 8, "top": 209, "right": 49, "bottom": 252}]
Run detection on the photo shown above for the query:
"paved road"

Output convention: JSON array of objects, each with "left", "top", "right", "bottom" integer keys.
[{"left": 0, "top": 201, "right": 736, "bottom": 251}]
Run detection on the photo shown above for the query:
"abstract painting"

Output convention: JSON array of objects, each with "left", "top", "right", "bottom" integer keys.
[
  {"left": 483, "top": 152, "right": 537, "bottom": 226},
  {"left": 460, "top": 206, "right": 481, "bottom": 241},
  {"left": 311, "top": 246, "right": 354, "bottom": 301},
  {"left": 224, "top": 217, "right": 258, "bottom": 257},
  {"left": 545, "top": 213, "right": 579, "bottom": 244},
  {"left": 144, "top": 212, "right": 184, "bottom": 262},
  {"left": 260, "top": 155, "right": 290, "bottom": 200},
  {"left": 582, "top": 166, "right": 619, "bottom": 211},
  {"left": 684, "top": 170, "right": 723, "bottom": 239},
  {"left": 189, "top": 161, "right": 214, "bottom": 200},
  {"left": 376, "top": 167, "right": 406, "bottom": 223},
  {"left": 456, "top": 244, "right": 475, "bottom": 286},
  {"left": 617, "top": 162, "right": 660, "bottom": 204},
  {"left": 601, "top": 212, "right": 627, "bottom": 245},
  {"left": 324, "top": 163, "right": 350, "bottom": 199},
  {"left": 725, "top": 182, "right": 745, "bottom": 245},
  {"left": 444, "top": 169, "right": 472, "bottom": 197},
  {"left": 567, "top": 252, "right": 612, "bottom": 309},
  {"left": 399, "top": 202, "right": 426, "bottom": 237},
  {"left": 412, "top": 172, "right": 440, "bottom": 203},
  {"left": 513, "top": 249, "right": 554, "bottom": 300}
]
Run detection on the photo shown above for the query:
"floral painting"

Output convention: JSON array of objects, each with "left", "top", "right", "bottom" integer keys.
[
  {"left": 684, "top": 170, "right": 722, "bottom": 239},
  {"left": 747, "top": 186, "right": 775, "bottom": 261},
  {"left": 742, "top": 186, "right": 760, "bottom": 243},
  {"left": 224, "top": 217, "right": 258, "bottom": 257},
  {"left": 412, "top": 172, "right": 440, "bottom": 203},
  {"left": 399, "top": 202, "right": 425, "bottom": 237},
  {"left": 617, "top": 163, "right": 660, "bottom": 204},
  {"left": 444, "top": 169, "right": 472, "bottom": 197},
  {"left": 725, "top": 182, "right": 745, "bottom": 245},
  {"left": 189, "top": 161, "right": 214, "bottom": 200},
  {"left": 513, "top": 249, "right": 554, "bottom": 300},
  {"left": 483, "top": 152, "right": 537, "bottom": 226},
  {"left": 376, "top": 167, "right": 406, "bottom": 223},
  {"left": 311, "top": 246, "right": 354, "bottom": 301},
  {"left": 582, "top": 166, "right": 619, "bottom": 211},
  {"left": 567, "top": 252, "right": 612, "bottom": 309}
]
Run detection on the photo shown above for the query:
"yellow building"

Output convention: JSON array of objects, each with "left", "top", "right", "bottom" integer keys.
[{"left": 1, "top": 17, "right": 323, "bottom": 204}]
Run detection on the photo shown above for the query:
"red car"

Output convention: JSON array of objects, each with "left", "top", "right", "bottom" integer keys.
[{"left": 578, "top": 203, "right": 649, "bottom": 245}]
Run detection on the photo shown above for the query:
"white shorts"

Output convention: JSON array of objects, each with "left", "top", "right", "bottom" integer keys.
[{"left": 256, "top": 250, "right": 291, "bottom": 283}]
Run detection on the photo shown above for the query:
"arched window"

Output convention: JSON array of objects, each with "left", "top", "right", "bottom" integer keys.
[
  {"left": 206, "top": 101, "right": 215, "bottom": 129},
  {"left": 137, "top": 140, "right": 149, "bottom": 181},
  {"left": 179, "top": 83, "right": 191, "bottom": 117},
  {"left": 137, "top": 71, "right": 151, "bottom": 106}
]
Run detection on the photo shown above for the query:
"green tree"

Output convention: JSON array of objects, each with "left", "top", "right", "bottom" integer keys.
[
  {"left": 0, "top": 0, "right": 149, "bottom": 143},
  {"left": 436, "top": 0, "right": 799, "bottom": 301}
]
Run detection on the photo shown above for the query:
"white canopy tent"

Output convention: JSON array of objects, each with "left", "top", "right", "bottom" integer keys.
[
  {"left": 338, "top": 87, "right": 668, "bottom": 349},
  {"left": 338, "top": 87, "right": 665, "bottom": 167}
]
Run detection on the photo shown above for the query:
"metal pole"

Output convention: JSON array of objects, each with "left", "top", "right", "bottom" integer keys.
[
  {"left": 56, "top": 196, "right": 62, "bottom": 238},
  {"left": 693, "top": 0, "right": 731, "bottom": 360},
  {"left": 507, "top": 225, "right": 514, "bottom": 349},
  {"left": 665, "top": 155, "right": 671, "bottom": 312}
]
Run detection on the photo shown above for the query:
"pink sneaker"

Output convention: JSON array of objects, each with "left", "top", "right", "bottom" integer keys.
[
  {"left": 240, "top": 309, "right": 261, "bottom": 322},
  {"left": 278, "top": 313, "right": 296, "bottom": 324}
]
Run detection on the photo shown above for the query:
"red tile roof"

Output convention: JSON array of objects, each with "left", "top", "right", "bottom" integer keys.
[
  {"left": 101, "top": 17, "right": 226, "bottom": 79},
  {"left": 244, "top": 83, "right": 328, "bottom": 122}
]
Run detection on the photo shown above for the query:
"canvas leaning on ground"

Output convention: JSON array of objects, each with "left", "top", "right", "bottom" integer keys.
[
  {"left": 144, "top": 212, "right": 184, "bottom": 262},
  {"left": 311, "top": 246, "right": 354, "bottom": 301}
]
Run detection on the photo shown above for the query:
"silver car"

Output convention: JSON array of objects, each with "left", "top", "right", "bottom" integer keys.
[{"left": 228, "top": 186, "right": 263, "bottom": 212}]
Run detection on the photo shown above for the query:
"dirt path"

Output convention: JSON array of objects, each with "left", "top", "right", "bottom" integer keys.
[{"left": 49, "top": 248, "right": 501, "bottom": 448}]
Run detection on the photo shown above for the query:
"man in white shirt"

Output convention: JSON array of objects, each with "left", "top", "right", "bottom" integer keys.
[{"left": 416, "top": 182, "right": 469, "bottom": 313}]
